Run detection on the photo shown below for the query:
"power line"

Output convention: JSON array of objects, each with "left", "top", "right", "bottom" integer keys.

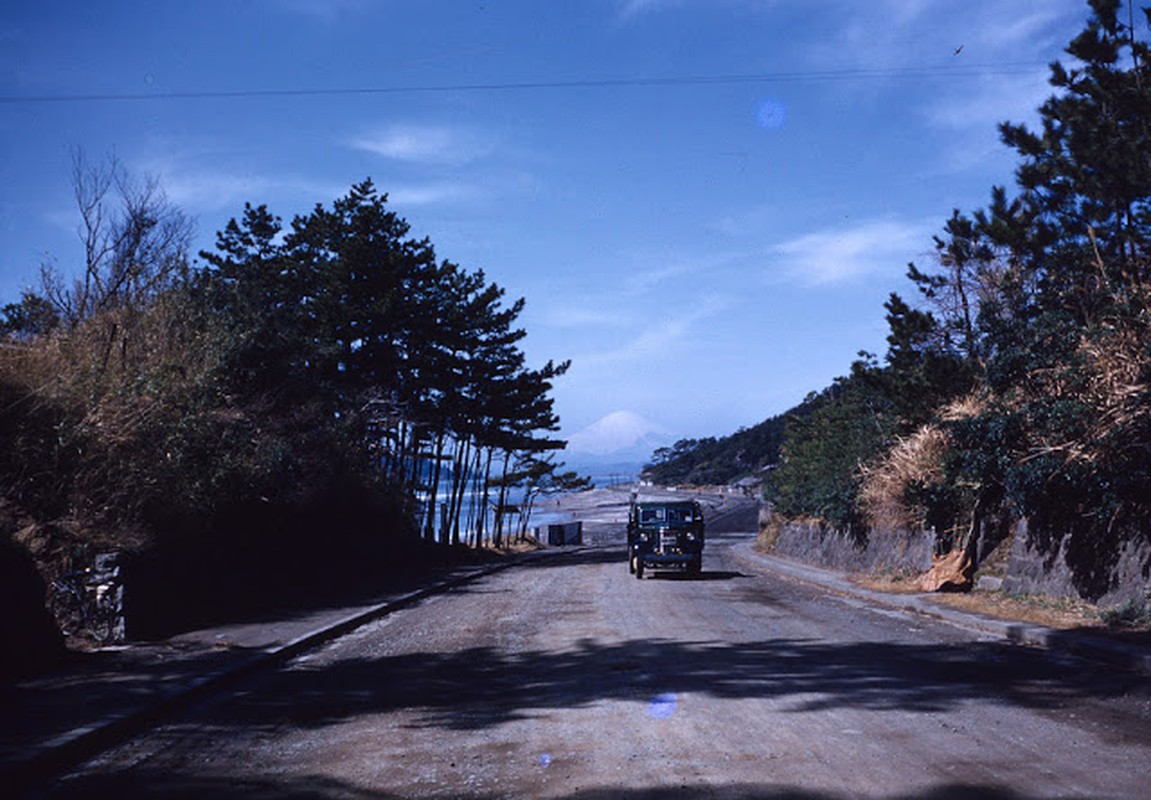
[{"left": 0, "top": 63, "right": 1048, "bottom": 105}]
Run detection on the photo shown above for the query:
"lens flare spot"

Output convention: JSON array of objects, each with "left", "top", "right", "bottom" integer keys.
[
  {"left": 648, "top": 692, "right": 678, "bottom": 718},
  {"left": 756, "top": 98, "right": 788, "bottom": 131}
]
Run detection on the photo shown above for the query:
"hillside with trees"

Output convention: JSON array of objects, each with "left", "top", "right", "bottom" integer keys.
[
  {"left": 762, "top": 0, "right": 1151, "bottom": 602},
  {"left": 642, "top": 408, "right": 799, "bottom": 486},
  {"left": 647, "top": 1, "right": 1151, "bottom": 605},
  {"left": 1, "top": 165, "right": 579, "bottom": 669}
]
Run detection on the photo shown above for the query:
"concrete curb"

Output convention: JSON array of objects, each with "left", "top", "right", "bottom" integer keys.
[
  {"left": 7, "top": 546, "right": 573, "bottom": 795},
  {"left": 731, "top": 541, "right": 1151, "bottom": 675}
]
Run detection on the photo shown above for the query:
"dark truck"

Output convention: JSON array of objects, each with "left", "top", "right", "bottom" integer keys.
[{"left": 627, "top": 498, "right": 704, "bottom": 579}]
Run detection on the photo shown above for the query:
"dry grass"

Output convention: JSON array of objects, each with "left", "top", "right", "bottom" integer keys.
[
  {"left": 940, "top": 393, "right": 986, "bottom": 422},
  {"left": 858, "top": 425, "right": 950, "bottom": 530},
  {"left": 857, "top": 393, "right": 989, "bottom": 537},
  {"left": 852, "top": 570, "right": 925, "bottom": 595},
  {"left": 503, "top": 538, "right": 547, "bottom": 554},
  {"left": 1, "top": 299, "right": 220, "bottom": 561},
  {"left": 1017, "top": 289, "right": 1151, "bottom": 468},
  {"left": 756, "top": 512, "right": 785, "bottom": 553},
  {"left": 1077, "top": 325, "right": 1150, "bottom": 457},
  {"left": 932, "top": 590, "right": 1103, "bottom": 630},
  {"left": 856, "top": 571, "right": 1151, "bottom": 635}
]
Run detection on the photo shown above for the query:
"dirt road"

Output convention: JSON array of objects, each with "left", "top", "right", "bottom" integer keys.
[{"left": 42, "top": 503, "right": 1151, "bottom": 798}]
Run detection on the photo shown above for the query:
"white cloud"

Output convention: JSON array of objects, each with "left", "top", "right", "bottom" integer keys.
[
  {"left": 977, "top": 7, "right": 1076, "bottom": 51},
  {"left": 566, "top": 410, "right": 671, "bottom": 455},
  {"left": 40, "top": 207, "right": 79, "bottom": 238},
  {"left": 575, "top": 293, "right": 727, "bottom": 367},
  {"left": 349, "top": 124, "right": 494, "bottom": 166},
  {"left": 771, "top": 218, "right": 934, "bottom": 287},
  {"left": 616, "top": 0, "right": 684, "bottom": 20},
  {"left": 130, "top": 142, "right": 346, "bottom": 215},
  {"left": 386, "top": 181, "right": 476, "bottom": 207},
  {"left": 534, "top": 248, "right": 737, "bottom": 335},
  {"left": 920, "top": 4, "right": 1080, "bottom": 135},
  {"left": 153, "top": 171, "right": 273, "bottom": 211},
  {"left": 149, "top": 168, "right": 344, "bottom": 215},
  {"left": 712, "top": 203, "right": 783, "bottom": 238},
  {"left": 610, "top": 248, "right": 742, "bottom": 297},
  {"left": 920, "top": 69, "right": 1055, "bottom": 174},
  {"left": 809, "top": 0, "right": 1084, "bottom": 78},
  {"left": 545, "top": 304, "right": 629, "bottom": 329},
  {"left": 840, "top": 0, "right": 932, "bottom": 43},
  {"left": 623, "top": 262, "right": 693, "bottom": 293},
  {"left": 925, "top": 71, "right": 1052, "bottom": 134},
  {"left": 268, "top": 0, "right": 367, "bottom": 22}
]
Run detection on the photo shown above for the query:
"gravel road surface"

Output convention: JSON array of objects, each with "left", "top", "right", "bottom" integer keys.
[{"left": 39, "top": 501, "right": 1151, "bottom": 799}]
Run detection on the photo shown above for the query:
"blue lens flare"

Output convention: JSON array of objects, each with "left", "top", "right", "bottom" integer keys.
[
  {"left": 756, "top": 98, "right": 788, "bottom": 130},
  {"left": 648, "top": 692, "right": 678, "bottom": 718}
]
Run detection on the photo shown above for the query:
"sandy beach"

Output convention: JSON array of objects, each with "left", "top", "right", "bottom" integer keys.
[{"left": 537, "top": 483, "right": 756, "bottom": 543}]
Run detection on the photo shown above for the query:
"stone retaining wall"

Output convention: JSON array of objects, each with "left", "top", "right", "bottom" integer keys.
[
  {"left": 762, "top": 504, "right": 1151, "bottom": 606},
  {"left": 762, "top": 506, "right": 934, "bottom": 576},
  {"left": 1004, "top": 518, "right": 1151, "bottom": 607}
]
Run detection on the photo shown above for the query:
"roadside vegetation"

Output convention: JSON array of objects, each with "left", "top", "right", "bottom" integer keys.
[
  {"left": 1, "top": 158, "right": 582, "bottom": 662},
  {"left": 664, "top": 1, "right": 1151, "bottom": 607},
  {"left": 642, "top": 412, "right": 793, "bottom": 486}
]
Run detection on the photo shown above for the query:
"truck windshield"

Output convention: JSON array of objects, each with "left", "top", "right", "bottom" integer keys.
[{"left": 639, "top": 506, "right": 694, "bottom": 523}]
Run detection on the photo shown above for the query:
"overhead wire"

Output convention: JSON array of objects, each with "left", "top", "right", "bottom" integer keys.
[{"left": 0, "top": 62, "right": 1049, "bottom": 105}]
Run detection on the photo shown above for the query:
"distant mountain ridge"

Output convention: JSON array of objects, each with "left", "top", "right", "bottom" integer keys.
[
  {"left": 562, "top": 403, "right": 814, "bottom": 488},
  {"left": 564, "top": 410, "right": 672, "bottom": 457},
  {"left": 642, "top": 402, "right": 813, "bottom": 486}
]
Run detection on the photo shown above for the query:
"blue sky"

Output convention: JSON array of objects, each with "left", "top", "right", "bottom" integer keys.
[{"left": 1, "top": 1, "right": 1091, "bottom": 461}]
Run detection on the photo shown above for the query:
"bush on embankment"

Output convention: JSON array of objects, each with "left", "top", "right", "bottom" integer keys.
[
  {"left": 2, "top": 175, "right": 572, "bottom": 669},
  {"left": 761, "top": 4, "right": 1151, "bottom": 608}
]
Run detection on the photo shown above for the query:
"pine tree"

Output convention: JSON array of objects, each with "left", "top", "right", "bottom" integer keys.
[{"left": 904, "top": 0, "right": 1151, "bottom": 534}]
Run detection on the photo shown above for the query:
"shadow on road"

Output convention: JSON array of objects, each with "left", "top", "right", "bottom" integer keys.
[
  {"left": 523, "top": 534, "right": 756, "bottom": 574},
  {"left": 644, "top": 569, "right": 746, "bottom": 581},
  {"left": 519, "top": 546, "right": 626, "bottom": 569},
  {"left": 135, "top": 633, "right": 1148, "bottom": 742},
  {"left": 43, "top": 772, "right": 1065, "bottom": 800}
]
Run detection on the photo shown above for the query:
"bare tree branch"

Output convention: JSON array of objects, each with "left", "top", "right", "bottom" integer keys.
[{"left": 39, "top": 148, "right": 193, "bottom": 327}]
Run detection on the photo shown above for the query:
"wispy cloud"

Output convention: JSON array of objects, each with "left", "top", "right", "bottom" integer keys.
[
  {"left": 545, "top": 304, "right": 629, "bottom": 329},
  {"left": 143, "top": 166, "right": 342, "bottom": 215},
  {"left": 616, "top": 0, "right": 683, "bottom": 20},
  {"left": 919, "top": 4, "right": 1082, "bottom": 132},
  {"left": 712, "top": 203, "right": 783, "bottom": 238},
  {"left": 810, "top": 0, "right": 1083, "bottom": 76},
  {"left": 613, "top": 248, "right": 741, "bottom": 295},
  {"left": 152, "top": 170, "right": 274, "bottom": 211},
  {"left": 576, "top": 293, "right": 727, "bottom": 367},
  {"left": 348, "top": 124, "right": 495, "bottom": 166},
  {"left": 621, "top": 260, "right": 704, "bottom": 295},
  {"left": 133, "top": 128, "right": 488, "bottom": 217},
  {"left": 920, "top": 69, "right": 1054, "bottom": 174},
  {"left": 539, "top": 248, "right": 735, "bottom": 332},
  {"left": 386, "top": 181, "right": 477, "bottom": 207},
  {"left": 925, "top": 71, "right": 1052, "bottom": 134},
  {"left": 267, "top": 0, "right": 367, "bottom": 22},
  {"left": 771, "top": 218, "right": 934, "bottom": 287},
  {"left": 977, "top": 6, "right": 1077, "bottom": 51}
]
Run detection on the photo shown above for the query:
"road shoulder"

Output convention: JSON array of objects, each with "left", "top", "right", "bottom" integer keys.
[{"left": 730, "top": 539, "right": 1151, "bottom": 675}]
